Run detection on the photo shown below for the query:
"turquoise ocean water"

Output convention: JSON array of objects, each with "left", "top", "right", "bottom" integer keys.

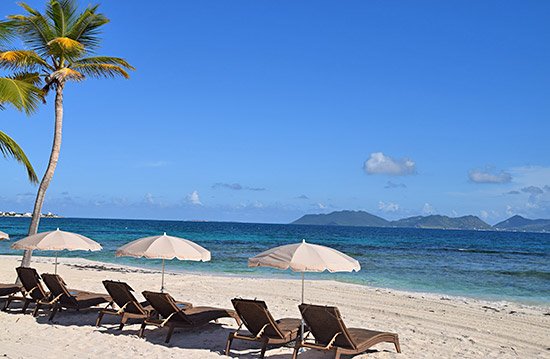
[{"left": 0, "top": 217, "right": 548, "bottom": 305}]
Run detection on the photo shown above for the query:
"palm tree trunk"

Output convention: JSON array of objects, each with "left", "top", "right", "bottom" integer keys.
[{"left": 21, "top": 81, "right": 64, "bottom": 268}]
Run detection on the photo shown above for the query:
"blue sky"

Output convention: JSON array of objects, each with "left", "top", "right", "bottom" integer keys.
[{"left": 1, "top": 0, "right": 550, "bottom": 224}]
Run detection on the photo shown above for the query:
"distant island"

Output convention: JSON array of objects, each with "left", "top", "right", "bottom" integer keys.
[
  {"left": 291, "top": 210, "right": 550, "bottom": 233},
  {"left": 0, "top": 211, "right": 61, "bottom": 218}
]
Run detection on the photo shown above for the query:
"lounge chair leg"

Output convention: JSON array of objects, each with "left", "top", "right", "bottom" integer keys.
[
  {"left": 394, "top": 337, "right": 402, "bottom": 353},
  {"left": 225, "top": 333, "right": 234, "bottom": 356},
  {"left": 334, "top": 348, "right": 341, "bottom": 359},
  {"left": 32, "top": 303, "right": 41, "bottom": 317},
  {"left": 118, "top": 315, "right": 128, "bottom": 330},
  {"left": 138, "top": 321, "right": 147, "bottom": 338},
  {"left": 21, "top": 299, "right": 30, "bottom": 314},
  {"left": 96, "top": 311, "right": 105, "bottom": 327},
  {"left": 291, "top": 343, "right": 301, "bottom": 359},
  {"left": 260, "top": 337, "right": 269, "bottom": 359},
  {"left": 49, "top": 305, "right": 59, "bottom": 321},
  {"left": 165, "top": 325, "right": 175, "bottom": 343}
]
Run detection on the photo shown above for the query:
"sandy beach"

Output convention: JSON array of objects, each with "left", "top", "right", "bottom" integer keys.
[{"left": 0, "top": 255, "right": 548, "bottom": 358}]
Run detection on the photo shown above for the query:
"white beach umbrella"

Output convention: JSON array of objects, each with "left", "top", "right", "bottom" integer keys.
[
  {"left": 249, "top": 239, "right": 360, "bottom": 340},
  {"left": 116, "top": 233, "right": 211, "bottom": 292},
  {"left": 248, "top": 239, "right": 361, "bottom": 303},
  {"left": 0, "top": 231, "right": 9, "bottom": 240},
  {"left": 11, "top": 228, "right": 102, "bottom": 273}
]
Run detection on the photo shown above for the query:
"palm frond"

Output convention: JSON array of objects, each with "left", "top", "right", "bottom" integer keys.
[
  {"left": 66, "top": 5, "right": 108, "bottom": 51},
  {"left": 0, "top": 130, "right": 38, "bottom": 183},
  {"left": 71, "top": 63, "right": 130, "bottom": 79},
  {"left": 47, "top": 67, "right": 84, "bottom": 82},
  {"left": 7, "top": 7, "right": 57, "bottom": 57},
  {"left": 46, "top": 0, "right": 78, "bottom": 37},
  {"left": 72, "top": 56, "right": 135, "bottom": 70},
  {"left": 0, "top": 50, "right": 52, "bottom": 71},
  {"left": 0, "top": 21, "right": 15, "bottom": 46},
  {"left": 0, "top": 76, "right": 43, "bottom": 114},
  {"left": 47, "top": 36, "right": 84, "bottom": 58}
]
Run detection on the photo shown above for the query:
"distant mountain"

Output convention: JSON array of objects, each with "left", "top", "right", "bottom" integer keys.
[
  {"left": 494, "top": 215, "right": 550, "bottom": 232},
  {"left": 391, "top": 215, "right": 492, "bottom": 230},
  {"left": 292, "top": 210, "right": 491, "bottom": 230},
  {"left": 292, "top": 210, "right": 389, "bottom": 227}
]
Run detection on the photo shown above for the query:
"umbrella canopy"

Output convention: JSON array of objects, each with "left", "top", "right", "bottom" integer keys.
[
  {"left": 116, "top": 233, "right": 210, "bottom": 261},
  {"left": 11, "top": 228, "right": 102, "bottom": 273},
  {"left": 249, "top": 239, "right": 360, "bottom": 342},
  {"left": 0, "top": 231, "right": 9, "bottom": 240},
  {"left": 116, "top": 233, "right": 211, "bottom": 291},
  {"left": 249, "top": 240, "right": 360, "bottom": 273}
]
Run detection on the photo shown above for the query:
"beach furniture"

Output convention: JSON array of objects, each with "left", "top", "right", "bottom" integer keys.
[
  {"left": 11, "top": 228, "right": 102, "bottom": 274},
  {"left": 41, "top": 273, "right": 111, "bottom": 321},
  {"left": 292, "top": 304, "right": 401, "bottom": 359},
  {"left": 6, "top": 267, "right": 51, "bottom": 315},
  {"left": 116, "top": 233, "right": 211, "bottom": 292},
  {"left": 140, "top": 291, "right": 240, "bottom": 343},
  {"left": 96, "top": 280, "right": 193, "bottom": 331},
  {"left": 0, "top": 283, "right": 21, "bottom": 310},
  {"left": 225, "top": 298, "right": 303, "bottom": 358}
]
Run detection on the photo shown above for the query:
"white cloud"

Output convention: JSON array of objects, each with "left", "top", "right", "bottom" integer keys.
[
  {"left": 186, "top": 190, "right": 202, "bottom": 206},
  {"left": 378, "top": 201, "right": 400, "bottom": 213},
  {"left": 385, "top": 181, "right": 407, "bottom": 189},
  {"left": 144, "top": 193, "right": 155, "bottom": 205},
  {"left": 422, "top": 203, "right": 435, "bottom": 215},
  {"left": 364, "top": 152, "right": 416, "bottom": 176},
  {"left": 468, "top": 168, "right": 512, "bottom": 184},
  {"left": 521, "top": 186, "right": 544, "bottom": 195},
  {"left": 316, "top": 203, "right": 327, "bottom": 209},
  {"left": 479, "top": 210, "right": 489, "bottom": 220}
]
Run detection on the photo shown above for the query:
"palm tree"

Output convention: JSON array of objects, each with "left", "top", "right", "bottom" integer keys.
[
  {"left": 2, "top": 0, "right": 134, "bottom": 267},
  {"left": 0, "top": 20, "right": 40, "bottom": 183}
]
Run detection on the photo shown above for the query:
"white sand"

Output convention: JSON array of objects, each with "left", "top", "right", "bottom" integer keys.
[{"left": 0, "top": 255, "right": 548, "bottom": 358}]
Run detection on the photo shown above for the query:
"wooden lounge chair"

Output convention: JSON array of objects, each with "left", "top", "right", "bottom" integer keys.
[
  {"left": 293, "top": 304, "right": 401, "bottom": 359},
  {"left": 0, "top": 283, "right": 22, "bottom": 310},
  {"left": 5, "top": 267, "right": 51, "bottom": 315},
  {"left": 225, "top": 298, "right": 303, "bottom": 358},
  {"left": 41, "top": 273, "right": 111, "bottom": 321},
  {"left": 140, "top": 291, "right": 241, "bottom": 343},
  {"left": 96, "top": 280, "right": 193, "bottom": 331}
]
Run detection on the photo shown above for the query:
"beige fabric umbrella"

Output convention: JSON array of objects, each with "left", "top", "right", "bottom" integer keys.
[
  {"left": 248, "top": 239, "right": 361, "bottom": 303},
  {"left": 11, "top": 228, "right": 102, "bottom": 273},
  {"left": 249, "top": 239, "right": 360, "bottom": 340},
  {"left": 116, "top": 233, "right": 211, "bottom": 292},
  {"left": 0, "top": 231, "right": 9, "bottom": 240}
]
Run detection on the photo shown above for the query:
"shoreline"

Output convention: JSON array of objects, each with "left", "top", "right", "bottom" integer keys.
[
  {"left": 1, "top": 255, "right": 549, "bottom": 358},
  {"left": 0, "top": 254, "right": 550, "bottom": 312},
  {"left": 3, "top": 254, "right": 549, "bottom": 313}
]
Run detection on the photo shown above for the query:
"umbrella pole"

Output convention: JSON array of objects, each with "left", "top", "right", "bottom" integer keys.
[
  {"left": 54, "top": 251, "right": 58, "bottom": 274},
  {"left": 161, "top": 258, "right": 165, "bottom": 293},
  {"left": 300, "top": 272, "right": 305, "bottom": 344}
]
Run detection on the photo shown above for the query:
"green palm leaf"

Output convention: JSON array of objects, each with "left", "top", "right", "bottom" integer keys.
[
  {"left": 0, "top": 130, "right": 38, "bottom": 183},
  {"left": 0, "top": 76, "right": 43, "bottom": 114}
]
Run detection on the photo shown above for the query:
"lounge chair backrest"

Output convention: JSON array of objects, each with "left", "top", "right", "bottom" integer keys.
[
  {"left": 16, "top": 267, "right": 48, "bottom": 301},
  {"left": 42, "top": 273, "right": 77, "bottom": 306},
  {"left": 231, "top": 298, "right": 284, "bottom": 338},
  {"left": 103, "top": 280, "right": 145, "bottom": 315},
  {"left": 299, "top": 304, "right": 356, "bottom": 350},
  {"left": 142, "top": 291, "right": 191, "bottom": 324}
]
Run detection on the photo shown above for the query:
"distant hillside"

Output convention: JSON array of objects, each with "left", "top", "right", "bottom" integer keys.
[
  {"left": 494, "top": 215, "right": 550, "bottom": 232},
  {"left": 392, "top": 215, "right": 492, "bottom": 230},
  {"left": 292, "top": 210, "right": 491, "bottom": 231},
  {"left": 292, "top": 210, "right": 389, "bottom": 227}
]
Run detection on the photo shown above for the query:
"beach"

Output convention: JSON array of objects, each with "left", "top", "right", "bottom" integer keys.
[{"left": 1, "top": 255, "right": 548, "bottom": 358}]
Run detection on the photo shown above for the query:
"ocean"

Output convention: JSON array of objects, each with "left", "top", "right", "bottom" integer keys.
[{"left": 1, "top": 217, "right": 548, "bottom": 305}]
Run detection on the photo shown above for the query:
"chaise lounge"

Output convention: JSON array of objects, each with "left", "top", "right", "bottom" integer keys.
[
  {"left": 5, "top": 267, "right": 50, "bottom": 315},
  {"left": 41, "top": 273, "right": 111, "bottom": 321},
  {"left": 225, "top": 298, "right": 304, "bottom": 358},
  {"left": 140, "top": 291, "right": 241, "bottom": 343},
  {"left": 293, "top": 303, "right": 401, "bottom": 359}
]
